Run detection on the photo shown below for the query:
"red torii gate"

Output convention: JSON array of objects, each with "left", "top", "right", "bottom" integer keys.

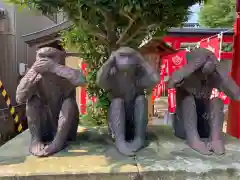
[
  {"left": 153, "top": 29, "right": 232, "bottom": 109},
  {"left": 160, "top": 16, "right": 240, "bottom": 139},
  {"left": 155, "top": 43, "right": 229, "bottom": 113},
  {"left": 228, "top": 0, "right": 240, "bottom": 139},
  {"left": 163, "top": 31, "right": 233, "bottom": 60}
]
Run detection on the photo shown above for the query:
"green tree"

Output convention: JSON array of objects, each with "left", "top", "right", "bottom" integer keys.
[
  {"left": 199, "top": 0, "right": 236, "bottom": 28},
  {"left": 199, "top": 0, "right": 235, "bottom": 57},
  {"left": 9, "top": 0, "right": 204, "bottom": 125}
]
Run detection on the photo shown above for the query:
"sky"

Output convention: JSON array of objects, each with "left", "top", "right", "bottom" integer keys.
[{"left": 187, "top": 3, "right": 200, "bottom": 23}]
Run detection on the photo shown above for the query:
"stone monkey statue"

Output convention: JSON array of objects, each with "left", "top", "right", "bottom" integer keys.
[
  {"left": 16, "top": 47, "right": 86, "bottom": 157},
  {"left": 168, "top": 48, "right": 240, "bottom": 155},
  {"left": 96, "top": 47, "right": 160, "bottom": 156}
]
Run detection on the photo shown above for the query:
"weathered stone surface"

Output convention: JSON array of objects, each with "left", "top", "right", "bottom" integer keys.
[
  {"left": 1, "top": 125, "right": 240, "bottom": 180},
  {"left": 0, "top": 127, "right": 138, "bottom": 180},
  {"left": 137, "top": 126, "right": 240, "bottom": 179}
]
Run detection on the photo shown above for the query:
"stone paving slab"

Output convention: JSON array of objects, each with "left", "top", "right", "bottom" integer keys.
[
  {"left": 137, "top": 126, "right": 240, "bottom": 180},
  {"left": 0, "top": 127, "right": 138, "bottom": 180},
  {"left": 1, "top": 125, "right": 240, "bottom": 180}
]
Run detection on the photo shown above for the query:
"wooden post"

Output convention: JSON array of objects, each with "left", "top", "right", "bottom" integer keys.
[
  {"left": 143, "top": 53, "right": 160, "bottom": 123},
  {"left": 65, "top": 56, "right": 83, "bottom": 108},
  {"left": 79, "top": 62, "right": 87, "bottom": 114}
]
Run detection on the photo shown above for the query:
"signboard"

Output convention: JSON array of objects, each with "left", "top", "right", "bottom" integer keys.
[
  {"left": 166, "top": 50, "right": 187, "bottom": 113},
  {"left": 166, "top": 50, "right": 187, "bottom": 76},
  {"left": 199, "top": 36, "right": 222, "bottom": 60}
]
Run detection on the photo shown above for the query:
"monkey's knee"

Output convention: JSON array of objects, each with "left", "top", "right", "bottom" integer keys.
[
  {"left": 111, "top": 98, "right": 124, "bottom": 104},
  {"left": 26, "top": 96, "right": 45, "bottom": 122},
  {"left": 26, "top": 96, "right": 42, "bottom": 112},
  {"left": 133, "top": 95, "right": 148, "bottom": 131},
  {"left": 135, "top": 95, "right": 146, "bottom": 104},
  {"left": 108, "top": 98, "right": 125, "bottom": 135},
  {"left": 202, "top": 60, "right": 215, "bottom": 75},
  {"left": 60, "top": 97, "right": 79, "bottom": 140},
  {"left": 60, "top": 98, "right": 79, "bottom": 126},
  {"left": 26, "top": 96, "right": 51, "bottom": 142},
  {"left": 209, "top": 98, "right": 224, "bottom": 115},
  {"left": 182, "top": 95, "right": 195, "bottom": 107},
  {"left": 134, "top": 95, "right": 147, "bottom": 112},
  {"left": 174, "top": 95, "right": 197, "bottom": 139},
  {"left": 61, "top": 97, "right": 79, "bottom": 116},
  {"left": 210, "top": 98, "right": 224, "bottom": 112},
  {"left": 62, "top": 97, "right": 77, "bottom": 107},
  {"left": 110, "top": 98, "right": 124, "bottom": 109}
]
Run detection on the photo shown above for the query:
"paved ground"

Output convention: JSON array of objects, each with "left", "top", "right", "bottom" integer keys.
[{"left": 0, "top": 126, "right": 240, "bottom": 180}]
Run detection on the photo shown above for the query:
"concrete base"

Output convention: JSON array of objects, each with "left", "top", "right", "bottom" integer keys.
[{"left": 0, "top": 126, "right": 240, "bottom": 180}]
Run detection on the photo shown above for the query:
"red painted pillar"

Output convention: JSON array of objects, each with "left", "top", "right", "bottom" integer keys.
[
  {"left": 80, "top": 63, "right": 87, "bottom": 114},
  {"left": 227, "top": 0, "right": 240, "bottom": 138},
  {"left": 168, "top": 41, "right": 181, "bottom": 113},
  {"left": 172, "top": 41, "right": 181, "bottom": 50}
]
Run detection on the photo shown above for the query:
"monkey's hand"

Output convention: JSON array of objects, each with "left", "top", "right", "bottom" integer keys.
[
  {"left": 16, "top": 68, "right": 42, "bottom": 104},
  {"left": 32, "top": 58, "right": 58, "bottom": 74},
  {"left": 168, "top": 70, "right": 184, "bottom": 89}
]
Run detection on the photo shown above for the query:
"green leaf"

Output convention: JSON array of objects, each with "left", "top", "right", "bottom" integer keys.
[{"left": 198, "top": 0, "right": 235, "bottom": 28}]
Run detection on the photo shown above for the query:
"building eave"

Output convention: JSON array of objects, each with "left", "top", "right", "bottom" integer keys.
[
  {"left": 22, "top": 22, "right": 231, "bottom": 56},
  {"left": 140, "top": 38, "right": 176, "bottom": 56},
  {"left": 23, "top": 24, "right": 234, "bottom": 47},
  {"left": 167, "top": 28, "right": 233, "bottom": 36},
  {"left": 22, "top": 20, "right": 73, "bottom": 47}
]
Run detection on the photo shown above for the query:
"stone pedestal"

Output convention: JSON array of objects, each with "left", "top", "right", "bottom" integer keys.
[{"left": 0, "top": 126, "right": 240, "bottom": 180}]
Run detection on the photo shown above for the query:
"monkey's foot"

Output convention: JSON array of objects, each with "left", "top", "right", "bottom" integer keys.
[
  {"left": 127, "top": 138, "right": 145, "bottom": 152},
  {"left": 187, "top": 140, "right": 212, "bottom": 155},
  {"left": 209, "top": 140, "right": 225, "bottom": 155},
  {"left": 29, "top": 140, "right": 45, "bottom": 157},
  {"left": 37, "top": 143, "right": 68, "bottom": 157},
  {"left": 116, "top": 140, "right": 135, "bottom": 156}
]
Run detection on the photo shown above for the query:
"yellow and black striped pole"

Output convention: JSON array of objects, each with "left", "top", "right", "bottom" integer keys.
[{"left": 0, "top": 80, "right": 23, "bottom": 132}]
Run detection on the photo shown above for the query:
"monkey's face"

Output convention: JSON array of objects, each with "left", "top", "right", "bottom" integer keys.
[
  {"left": 37, "top": 47, "right": 66, "bottom": 65},
  {"left": 115, "top": 53, "right": 138, "bottom": 72}
]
